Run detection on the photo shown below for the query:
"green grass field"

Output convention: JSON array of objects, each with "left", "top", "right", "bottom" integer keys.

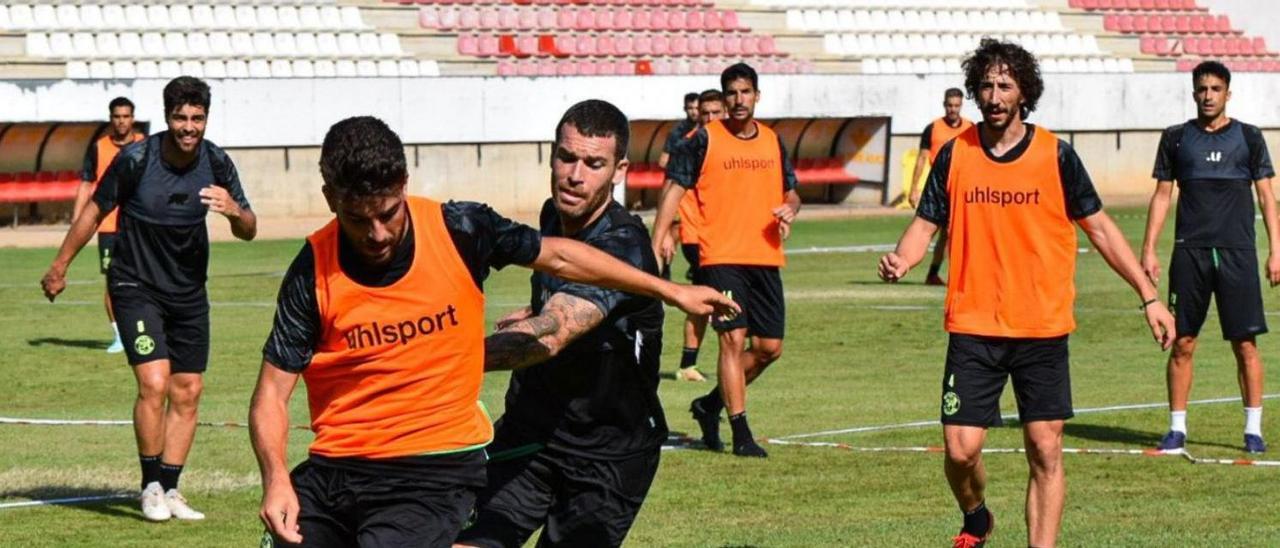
[{"left": 2, "top": 209, "right": 1278, "bottom": 547}]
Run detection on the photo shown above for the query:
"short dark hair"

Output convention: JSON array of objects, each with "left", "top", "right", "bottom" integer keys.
[
  {"left": 683, "top": 92, "right": 700, "bottom": 105},
  {"left": 162, "top": 76, "right": 210, "bottom": 116},
  {"left": 944, "top": 88, "right": 964, "bottom": 100},
  {"left": 108, "top": 96, "right": 134, "bottom": 113},
  {"left": 698, "top": 89, "right": 723, "bottom": 104},
  {"left": 1192, "top": 60, "right": 1231, "bottom": 88},
  {"left": 962, "top": 38, "right": 1043, "bottom": 120},
  {"left": 319, "top": 116, "right": 408, "bottom": 199},
  {"left": 720, "top": 62, "right": 759, "bottom": 92},
  {"left": 554, "top": 99, "right": 630, "bottom": 163}
]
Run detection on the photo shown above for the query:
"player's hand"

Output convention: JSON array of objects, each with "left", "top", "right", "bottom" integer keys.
[
  {"left": 200, "top": 186, "right": 242, "bottom": 218},
  {"left": 494, "top": 307, "right": 534, "bottom": 330},
  {"left": 772, "top": 204, "right": 798, "bottom": 225},
  {"left": 259, "top": 480, "right": 303, "bottom": 544},
  {"left": 1141, "top": 251, "right": 1161, "bottom": 286},
  {"left": 878, "top": 252, "right": 909, "bottom": 282},
  {"left": 779, "top": 220, "right": 792, "bottom": 241},
  {"left": 1144, "top": 300, "right": 1176, "bottom": 351},
  {"left": 654, "top": 239, "right": 676, "bottom": 271},
  {"left": 1267, "top": 254, "right": 1280, "bottom": 287},
  {"left": 665, "top": 283, "right": 740, "bottom": 319},
  {"left": 40, "top": 265, "right": 67, "bottom": 302}
]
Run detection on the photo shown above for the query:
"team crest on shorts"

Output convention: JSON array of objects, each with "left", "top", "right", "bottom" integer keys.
[
  {"left": 260, "top": 531, "right": 274, "bottom": 548},
  {"left": 942, "top": 391, "right": 961, "bottom": 416},
  {"left": 134, "top": 335, "right": 156, "bottom": 356}
]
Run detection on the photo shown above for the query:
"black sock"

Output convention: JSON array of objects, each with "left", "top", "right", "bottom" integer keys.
[
  {"left": 927, "top": 263, "right": 942, "bottom": 278},
  {"left": 140, "top": 455, "right": 162, "bottom": 490},
  {"left": 680, "top": 347, "right": 700, "bottom": 369},
  {"left": 729, "top": 412, "right": 754, "bottom": 444},
  {"left": 703, "top": 387, "right": 724, "bottom": 414},
  {"left": 962, "top": 502, "right": 991, "bottom": 537},
  {"left": 159, "top": 462, "right": 184, "bottom": 492}
]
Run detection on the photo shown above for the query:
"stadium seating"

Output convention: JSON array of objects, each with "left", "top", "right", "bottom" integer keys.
[{"left": 1078, "top": 0, "right": 1280, "bottom": 72}]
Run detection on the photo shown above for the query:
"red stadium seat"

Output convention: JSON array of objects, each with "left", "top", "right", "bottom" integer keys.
[
  {"left": 1175, "top": 14, "right": 1191, "bottom": 34},
  {"left": 724, "top": 34, "right": 742, "bottom": 55},
  {"left": 634, "top": 34, "right": 652, "bottom": 55},
  {"left": 1130, "top": 14, "right": 1145, "bottom": 33},
  {"left": 596, "top": 34, "right": 615, "bottom": 55},
  {"left": 578, "top": 60, "right": 599, "bottom": 75},
  {"left": 706, "top": 35, "right": 724, "bottom": 55},
  {"left": 687, "top": 34, "right": 705, "bottom": 55},
  {"left": 537, "top": 59, "right": 557, "bottom": 76},
  {"left": 575, "top": 34, "right": 596, "bottom": 55},
  {"left": 633, "top": 10, "right": 651, "bottom": 30},
  {"left": 1140, "top": 0, "right": 1155, "bottom": 8},
  {"left": 419, "top": 7, "right": 440, "bottom": 28},
  {"left": 556, "top": 60, "right": 578, "bottom": 76},
  {"left": 1189, "top": 14, "right": 1205, "bottom": 33},
  {"left": 721, "top": 11, "right": 742, "bottom": 31},
  {"left": 596, "top": 9, "right": 615, "bottom": 30},
  {"left": 635, "top": 59, "right": 653, "bottom": 75},
  {"left": 1103, "top": 14, "right": 1118, "bottom": 31},
  {"left": 553, "top": 33, "right": 575, "bottom": 55},
  {"left": 457, "top": 34, "right": 478, "bottom": 55},
  {"left": 670, "top": 35, "right": 689, "bottom": 55},
  {"left": 686, "top": 10, "right": 704, "bottom": 30},
  {"left": 497, "top": 60, "right": 517, "bottom": 76},
  {"left": 460, "top": 7, "right": 480, "bottom": 28},
  {"left": 1253, "top": 37, "right": 1268, "bottom": 55},
  {"left": 758, "top": 35, "right": 777, "bottom": 55},
  {"left": 615, "top": 34, "right": 634, "bottom": 55},
  {"left": 1216, "top": 15, "right": 1231, "bottom": 33},
  {"left": 652, "top": 34, "right": 669, "bottom": 55},
  {"left": 557, "top": 8, "right": 575, "bottom": 29},
  {"left": 498, "top": 34, "right": 518, "bottom": 55},
  {"left": 575, "top": 9, "right": 594, "bottom": 30},
  {"left": 517, "top": 61, "right": 537, "bottom": 76},
  {"left": 517, "top": 34, "right": 538, "bottom": 55},
  {"left": 650, "top": 10, "right": 670, "bottom": 31},
  {"left": 614, "top": 9, "right": 633, "bottom": 29},
  {"left": 477, "top": 34, "right": 500, "bottom": 56},
  {"left": 479, "top": 7, "right": 499, "bottom": 29}
]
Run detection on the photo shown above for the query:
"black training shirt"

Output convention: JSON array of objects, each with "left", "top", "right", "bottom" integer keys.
[
  {"left": 916, "top": 124, "right": 1103, "bottom": 228},
  {"left": 262, "top": 201, "right": 542, "bottom": 373},
  {"left": 92, "top": 132, "right": 252, "bottom": 295},
  {"left": 664, "top": 124, "right": 800, "bottom": 191},
  {"left": 1153, "top": 119, "right": 1274, "bottom": 249},
  {"left": 493, "top": 199, "right": 668, "bottom": 459},
  {"left": 662, "top": 118, "right": 697, "bottom": 156}
]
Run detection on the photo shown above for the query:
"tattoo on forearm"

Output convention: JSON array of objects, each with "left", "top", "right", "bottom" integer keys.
[{"left": 483, "top": 293, "right": 605, "bottom": 371}]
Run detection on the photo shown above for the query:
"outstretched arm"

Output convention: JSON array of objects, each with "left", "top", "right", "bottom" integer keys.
[
  {"left": 878, "top": 216, "right": 940, "bottom": 282},
  {"left": 485, "top": 293, "right": 605, "bottom": 371},
  {"left": 531, "top": 236, "right": 736, "bottom": 319},
  {"left": 1078, "top": 210, "right": 1175, "bottom": 349},
  {"left": 249, "top": 362, "right": 303, "bottom": 544}
]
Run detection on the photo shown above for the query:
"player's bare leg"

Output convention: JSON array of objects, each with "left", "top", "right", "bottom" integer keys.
[
  {"left": 1023, "top": 420, "right": 1065, "bottom": 548},
  {"left": 1160, "top": 336, "right": 1197, "bottom": 452},
  {"left": 945, "top": 424, "right": 993, "bottom": 544},
  {"left": 1231, "top": 337, "right": 1266, "bottom": 452}
]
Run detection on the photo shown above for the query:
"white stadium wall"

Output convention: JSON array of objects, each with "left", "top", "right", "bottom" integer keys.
[{"left": 2, "top": 73, "right": 1278, "bottom": 217}]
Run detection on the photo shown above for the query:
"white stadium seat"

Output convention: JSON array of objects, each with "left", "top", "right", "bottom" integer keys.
[
  {"left": 125, "top": 6, "right": 149, "bottom": 30},
  {"left": 164, "top": 32, "right": 189, "bottom": 57},
  {"left": 340, "top": 7, "right": 365, "bottom": 30},
  {"left": 296, "top": 33, "right": 320, "bottom": 56},
  {"left": 270, "top": 59, "right": 293, "bottom": 78},
  {"left": 335, "top": 59, "right": 357, "bottom": 77},
  {"left": 66, "top": 60, "right": 90, "bottom": 79},
  {"left": 214, "top": 6, "right": 239, "bottom": 30},
  {"left": 204, "top": 60, "right": 228, "bottom": 79},
  {"left": 320, "top": 7, "right": 344, "bottom": 30},
  {"left": 236, "top": 6, "right": 259, "bottom": 29},
  {"left": 292, "top": 59, "right": 316, "bottom": 78},
  {"left": 170, "top": 6, "right": 194, "bottom": 29},
  {"left": 316, "top": 33, "right": 341, "bottom": 56},
  {"left": 356, "top": 59, "right": 378, "bottom": 77},
  {"left": 226, "top": 59, "right": 250, "bottom": 78},
  {"left": 10, "top": 5, "right": 36, "bottom": 31},
  {"left": 278, "top": 7, "right": 302, "bottom": 31},
  {"left": 257, "top": 7, "right": 281, "bottom": 30},
  {"left": 180, "top": 59, "right": 204, "bottom": 78},
  {"left": 33, "top": 5, "right": 58, "bottom": 30},
  {"left": 275, "top": 33, "right": 299, "bottom": 57},
  {"left": 252, "top": 32, "right": 276, "bottom": 56},
  {"left": 231, "top": 32, "right": 255, "bottom": 56},
  {"left": 55, "top": 5, "right": 80, "bottom": 29},
  {"left": 101, "top": 5, "right": 126, "bottom": 30},
  {"left": 146, "top": 6, "right": 170, "bottom": 31},
  {"left": 192, "top": 5, "right": 215, "bottom": 30},
  {"left": 398, "top": 59, "right": 421, "bottom": 77},
  {"left": 313, "top": 59, "right": 337, "bottom": 77},
  {"left": 188, "top": 33, "right": 211, "bottom": 58},
  {"left": 377, "top": 59, "right": 399, "bottom": 77},
  {"left": 248, "top": 59, "right": 271, "bottom": 78},
  {"left": 48, "top": 33, "right": 74, "bottom": 58},
  {"left": 209, "top": 33, "right": 234, "bottom": 57},
  {"left": 419, "top": 60, "right": 440, "bottom": 77},
  {"left": 299, "top": 7, "right": 323, "bottom": 30},
  {"left": 113, "top": 60, "right": 136, "bottom": 79},
  {"left": 136, "top": 60, "right": 160, "bottom": 79},
  {"left": 158, "top": 59, "right": 181, "bottom": 78}
]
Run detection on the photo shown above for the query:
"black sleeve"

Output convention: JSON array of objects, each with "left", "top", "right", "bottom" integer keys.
[
  {"left": 916, "top": 140, "right": 953, "bottom": 227},
  {"left": 209, "top": 146, "right": 252, "bottom": 210},
  {"left": 262, "top": 243, "right": 320, "bottom": 373},
  {"left": 1058, "top": 140, "right": 1104, "bottom": 220},
  {"left": 81, "top": 142, "right": 98, "bottom": 183},
  {"left": 554, "top": 224, "right": 651, "bottom": 317},
  {"left": 661, "top": 124, "right": 684, "bottom": 155},
  {"left": 443, "top": 201, "right": 543, "bottom": 289},
  {"left": 1151, "top": 124, "right": 1182, "bottom": 181},
  {"left": 1243, "top": 124, "right": 1276, "bottom": 180},
  {"left": 918, "top": 123, "right": 933, "bottom": 151},
  {"left": 91, "top": 145, "right": 142, "bottom": 212},
  {"left": 776, "top": 134, "right": 799, "bottom": 192},
  {"left": 665, "top": 128, "right": 708, "bottom": 189}
]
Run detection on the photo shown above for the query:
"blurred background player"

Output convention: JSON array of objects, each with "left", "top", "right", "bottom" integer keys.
[
  {"left": 457, "top": 100, "right": 666, "bottom": 548},
  {"left": 669, "top": 88, "right": 727, "bottom": 383},
  {"left": 72, "top": 96, "right": 146, "bottom": 353},
  {"left": 908, "top": 88, "right": 973, "bottom": 286},
  {"left": 653, "top": 63, "right": 801, "bottom": 458},
  {"left": 251, "top": 116, "right": 734, "bottom": 547},
  {"left": 656, "top": 92, "right": 702, "bottom": 282},
  {"left": 1140, "top": 60, "right": 1277, "bottom": 455},
  {"left": 42, "top": 77, "right": 257, "bottom": 522},
  {"left": 879, "top": 39, "right": 1174, "bottom": 548}
]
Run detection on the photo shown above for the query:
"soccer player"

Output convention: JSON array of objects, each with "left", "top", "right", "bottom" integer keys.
[
  {"left": 877, "top": 39, "right": 1175, "bottom": 548},
  {"left": 42, "top": 77, "right": 257, "bottom": 522},
  {"left": 456, "top": 100, "right": 665, "bottom": 548},
  {"left": 670, "top": 89, "right": 727, "bottom": 383},
  {"left": 908, "top": 87, "right": 973, "bottom": 286},
  {"left": 656, "top": 91, "right": 700, "bottom": 170},
  {"left": 250, "top": 116, "right": 735, "bottom": 547},
  {"left": 73, "top": 96, "right": 146, "bottom": 353},
  {"left": 1141, "top": 60, "right": 1277, "bottom": 455},
  {"left": 653, "top": 63, "right": 802, "bottom": 458}
]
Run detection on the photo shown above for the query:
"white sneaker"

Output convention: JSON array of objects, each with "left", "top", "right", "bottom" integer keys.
[
  {"left": 140, "top": 482, "right": 171, "bottom": 522},
  {"left": 164, "top": 489, "right": 205, "bottom": 520}
]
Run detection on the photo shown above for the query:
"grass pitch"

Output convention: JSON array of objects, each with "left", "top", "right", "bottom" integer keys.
[{"left": 1, "top": 209, "right": 1278, "bottom": 546}]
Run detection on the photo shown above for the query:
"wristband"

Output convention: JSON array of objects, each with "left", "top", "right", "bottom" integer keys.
[{"left": 1139, "top": 297, "right": 1159, "bottom": 310}]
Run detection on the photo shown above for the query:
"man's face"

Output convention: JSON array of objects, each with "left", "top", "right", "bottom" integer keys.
[
  {"left": 551, "top": 123, "right": 625, "bottom": 228},
  {"left": 976, "top": 64, "right": 1023, "bottom": 130},
  {"left": 1193, "top": 74, "right": 1230, "bottom": 120},
  {"left": 325, "top": 189, "right": 409, "bottom": 268},
  {"left": 943, "top": 96, "right": 963, "bottom": 124},
  {"left": 684, "top": 100, "right": 699, "bottom": 122},
  {"left": 109, "top": 106, "right": 134, "bottom": 139},
  {"left": 166, "top": 104, "right": 206, "bottom": 154},
  {"left": 698, "top": 100, "right": 726, "bottom": 126},
  {"left": 723, "top": 78, "right": 759, "bottom": 123}
]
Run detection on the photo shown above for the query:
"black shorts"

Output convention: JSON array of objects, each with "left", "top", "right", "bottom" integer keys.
[
  {"left": 109, "top": 281, "right": 209, "bottom": 373},
  {"left": 1168, "top": 247, "right": 1268, "bottom": 340},
  {"left": 941, "top": 334, "right": 1074, "bottom": 426},
  {"left": 456, "top": 445, "right": 659, "bottom": 548},
  {"left": 681, "top": 243, "right": 702, "bottom": 283},
  {"left": 268, "top": 457, "right": 478, "bottom": 548},
  {"left": 701, "top": 265, "right": 785, "bottom": 339},
  {"left": 97, "top": 233, "right": 116, "bottom": 275}
]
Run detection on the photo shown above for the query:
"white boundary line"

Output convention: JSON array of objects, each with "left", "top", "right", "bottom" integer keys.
[
  {"left": 777, "top": 393, "right": 1280, "bottom": 440},
  {"left": 0, "top": 494, "right": 134, "bottom": 510},
  {"left": 764, "top": 439, "right": 1280, "bottom": 467}
]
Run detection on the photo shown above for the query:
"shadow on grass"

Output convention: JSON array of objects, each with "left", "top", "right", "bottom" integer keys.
[
  {"left": 1063, "top": 422, "right": 1240, "bottom": 451},
  {"left": 26, "top": 337, "right": 109, "bottom": 350},
  {"left": 0, "top": 486, "right": 142, "bottom": 522}
]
